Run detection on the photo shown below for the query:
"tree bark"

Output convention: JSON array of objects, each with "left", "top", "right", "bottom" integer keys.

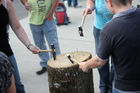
[{"left": 47, "top": 51, "right": 94, "bottom": 93}]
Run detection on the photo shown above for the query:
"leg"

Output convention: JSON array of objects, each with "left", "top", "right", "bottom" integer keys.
[
  {"left": 98, "top": 63, "right": 110, "bottom": 93},
  {"left": 93, "top": 26, "right": 109, "bottom": 93},
  {"left": 73, "top": 0, "right": 78, "bottom": 7},
  {"left": 9, "top": 55, "right": 25, "bottom": 93},
  {"left": 30, "top": 24, "right": 49, "bottom": 74},
  {"left": 67, "top": 0, "right": 72, "bottom": 7},
  {"left": 113, "top": 88, "right": 121, "bottom": 93},
  {"left": 108, "top": 60, "right": 114, "bottom": 93},
  {"left": 62, "top": 4, "right": 70, "bottom": 24},
  {"left": 42, "top": 20, "right": 61, "bottom": 58}
]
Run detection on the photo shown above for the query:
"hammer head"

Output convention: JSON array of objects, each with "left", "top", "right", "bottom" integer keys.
[
  {"left": 78, "top": 26, "right": 84, "bottom": 37},
  {"left": 66, "top": 54, "right": 74, "bottom": 64},
  {"left": 51, "top": 44, "right": 56, "bottom": 60}
]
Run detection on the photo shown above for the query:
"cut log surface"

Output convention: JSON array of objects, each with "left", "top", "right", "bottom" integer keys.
[
  {"left": 48, "top": 51, "right": 91, "bottom": 68},
  {"left": 47, "top": 51, "right": 94, "bottom": 93}
]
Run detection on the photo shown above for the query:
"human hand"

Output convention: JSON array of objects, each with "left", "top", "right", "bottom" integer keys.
[
  {"left": 24, "top": 2, "right": 30, "bottom": 11},
  {"left": 45, "top": 14, "right": 53, "bottom": 21},
  {"left": 83, "top": 7, "right": 92, "bottom": 16},
  {"left": 28, "top": 45, "right": 40, "bottom": 54},
  {"left": 79, "top": 62, "right": 89, "bottom": 72}
]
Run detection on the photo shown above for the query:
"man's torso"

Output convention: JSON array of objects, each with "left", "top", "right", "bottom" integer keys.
[
  {"left": 98, "top": 7, "right": 140, "bottom": 91},
  {"left": 28, "top": 0, "right": 52, "bottom": 25}
]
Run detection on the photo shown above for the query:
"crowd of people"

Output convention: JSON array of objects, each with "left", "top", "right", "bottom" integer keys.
[{"left": 0, "top": 0, "right": 140, "bottom": 93}]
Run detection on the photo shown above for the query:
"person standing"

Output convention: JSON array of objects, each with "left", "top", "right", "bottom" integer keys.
[
  {"left": 67, "top": 0, "right": 78, "bottom": 7},
  {"left": 20, "top": 0, "right": 61, "bottom": 75},
  {"left": 0, "top": 0, "right": 40, "bottom": 92},
  {"left": 83, "top": 0, "right": 114, "bottom": 93},
  {"left": 79, "top": 0, "right": 140, "bottom": 92}
]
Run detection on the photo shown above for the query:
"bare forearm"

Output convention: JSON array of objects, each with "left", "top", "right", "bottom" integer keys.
[
  {"left": 48, "top": 0, "right": 59, "bottom": 15},
  {"left": 79, "top": 55, "right": 106, "bottom": 72},
  {"left": 87, "top": 0, "right": 94, "bottom": 9},
  {"left": 7, "top": 0, "right": 39, "bottom": 53},
  {"left": 20, "top": 0, "right": 27, "bottom": 5},
  {"left": 14, "top": 26, "right": 31, "bottom": 47},
  {"left": 86, "top": 55, "right": 106, "bottom": 69},
  {"left": 7, "top": 0, "right": 30, "bottom": 47}
]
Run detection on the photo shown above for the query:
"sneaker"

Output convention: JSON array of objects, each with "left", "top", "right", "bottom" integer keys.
[
  {"left": 36, "top": 67, "right": 47, "bottom": 75},
  {"left": 74, "top": 5, "right": 82, "bottom": 8}
]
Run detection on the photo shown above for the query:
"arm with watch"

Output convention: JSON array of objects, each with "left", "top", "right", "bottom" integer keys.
[
  {"left": 8, "top": 0, "right": 40, "bottom": 54},
  {"left": 12, "top": 25, "right": 40, "bottom": 54},
  {"left": 13, "top": 27, "right": 40, "bottom": 54}
]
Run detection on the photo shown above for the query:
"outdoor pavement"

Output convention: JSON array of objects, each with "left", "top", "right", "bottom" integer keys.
[{"left": 9, "top": 0, "right": 140, "bottom": 93}]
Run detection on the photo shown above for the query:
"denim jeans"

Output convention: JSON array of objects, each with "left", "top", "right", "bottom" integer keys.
[
  {"left": 113, "top": 89, "right": 122, "bottom": 93},
  {"left": 30, "top": 20, "right": 61, "bottom": 68},
  {"left": 67, "top": 0, "right": 78, "bottom": 7},
  {"left": 9, "top": 55, "right": 25, "bottom": 93},
  {"left": 113, "top": 88, "right": 140, "bottom": 93},
  {"left": 93, "top": 26, "right": 114, "bottom": 93}
]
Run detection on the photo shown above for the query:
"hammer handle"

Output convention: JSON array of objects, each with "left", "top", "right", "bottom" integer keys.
[
  {"left": 80, "top": 15, "right": 86, "bottom": 27},
  {"left": 39, "top": 49, "right": 56, "bottom": 52},
  {"left": 70, "top": 58, "right": 80, "bottom": 64}
]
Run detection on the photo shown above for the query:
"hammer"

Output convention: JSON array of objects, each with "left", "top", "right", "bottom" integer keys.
[
  {"left": 137, "top": 5, "right": 140, "bottom": 8},
  {"left": 67, "top": 54, "right": 90, "bottom": 72},
  {"left": 66, "top": 54, "right": 80, "bottom": 64},
  {"left": 78, "top": 15, "right": 86, "bottom": 37},
  {"left": 40, "top": 44, "right": 56, "bottom": 60}
]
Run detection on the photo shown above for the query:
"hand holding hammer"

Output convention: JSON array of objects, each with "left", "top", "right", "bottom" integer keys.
[{"left": 67, "top": 54, "right": 90, "bottom": 72}]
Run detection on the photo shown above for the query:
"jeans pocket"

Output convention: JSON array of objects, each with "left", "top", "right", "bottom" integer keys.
[{"left": 45, "top": 20, "right": 56, "bottom": 31}]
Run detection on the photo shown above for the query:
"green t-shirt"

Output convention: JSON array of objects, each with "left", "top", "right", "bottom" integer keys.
[{"left": 28, "top": 0, "right": 52, "bottom": 25}]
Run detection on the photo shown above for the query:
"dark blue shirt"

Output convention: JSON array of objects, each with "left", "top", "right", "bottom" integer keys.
[{"left": 97, "top": 7, "right": 140, "bottom": 91}]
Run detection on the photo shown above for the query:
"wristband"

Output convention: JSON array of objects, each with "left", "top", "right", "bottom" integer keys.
[{"left": 26, "top": 43, "right": 33, "bottom": 49}]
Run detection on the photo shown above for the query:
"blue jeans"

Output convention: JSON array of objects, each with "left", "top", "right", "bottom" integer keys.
[
  {"left": 113, "top": 88, "right": 140, "bottom": 93},
  {"left": 67, "top": 0, "right": 78, "bottom": 7},
  {"left": 30, "top": 20, "right": 61, "bottom": 68},
  {"left": 93, "top": 26, "right": 114, "bottom": 93},
  {"left": 9, "top": 55, "right": 25, "bottom": 93},
  {"left": 113, "top": 89, "right": 121, "bottom": 93}
]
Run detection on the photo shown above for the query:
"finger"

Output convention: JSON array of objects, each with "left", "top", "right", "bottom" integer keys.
[
  {"left": 82, "top": 10, "right": 85, "bottom": 15},
  {"left": 84, "top": 10, "right": 87, "bottom": 16}
]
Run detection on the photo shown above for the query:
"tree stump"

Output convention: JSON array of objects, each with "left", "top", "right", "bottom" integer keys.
[{"left": 47, "top": 51, "right": 94, "bottom": 93}]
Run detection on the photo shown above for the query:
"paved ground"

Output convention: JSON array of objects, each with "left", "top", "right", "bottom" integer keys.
[{"left": 9, "top": 0, "right": 140, "bottom": 93}]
